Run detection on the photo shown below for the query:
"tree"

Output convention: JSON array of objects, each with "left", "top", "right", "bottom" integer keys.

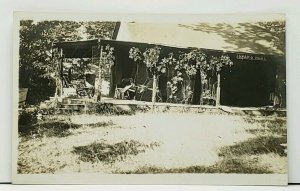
[
  {"left": 84, "top": 21, "right": 116, "bottom": 40},
  {"left": 19, "top": 20, "right": 117, "bottom": 104},
  {"left": 19, "top": 20, "right": 82, "bottom": 104}
]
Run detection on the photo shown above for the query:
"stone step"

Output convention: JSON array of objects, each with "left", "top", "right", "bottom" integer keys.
[
  {"left": 62, "top": 98, "right": 88, "bottom": 105},
  {"left": 60, "top": 104, "right": 86, "bottom": 111}
]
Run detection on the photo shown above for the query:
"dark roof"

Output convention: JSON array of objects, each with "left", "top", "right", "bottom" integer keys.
[{"left": 52, "top": 38, "right": 285, "bottom": 60}]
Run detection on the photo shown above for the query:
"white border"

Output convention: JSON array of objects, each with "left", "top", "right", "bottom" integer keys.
[
  {"left": 1, "top": 0, "right": 300, "bottom": 185},
  {"left": 12, "top": 12, "right": 288, "bottom": 185}
]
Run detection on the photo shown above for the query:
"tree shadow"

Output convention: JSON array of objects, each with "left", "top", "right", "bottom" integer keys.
[{"left": 178, "top": 21, "right": 285, "bottom": 55}]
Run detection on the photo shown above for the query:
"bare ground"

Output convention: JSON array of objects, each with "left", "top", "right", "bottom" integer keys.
[{"left": 18, "top": 111, "right": 287, "bottom": 174}]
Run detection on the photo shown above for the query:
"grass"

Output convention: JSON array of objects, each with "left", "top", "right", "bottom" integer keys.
[
  {"left": 17, "top": 109, "right": 287, "bottom": 174},
  {"left": 119, "top": 157, "right": 271, "bottom": 174},
  {"left": 17, "top": 159, "right": 67, "bottom": 174},
  {"left": 19, "top": 120, "right": 81, "bottom": 139},
  {"left": 219, "top": 136, "right": 287, "bottom": 157},
  {"left": 117, "top": 135, "right": 285, "bottom": 174},
  {"left": 19, "top": 118, "right": 118, "bottom": 141},
  {"left": 116, "top": 114, "right": 287, "bottom": 174},
  {"left": 85, "top": 121, "right": 115, "bottom": 128},
  {"left": 72, "top": 140, "right": 159, "bottom": 164},
  {"left": 244, "top": 117, "right": 286, "bottom": 135}
]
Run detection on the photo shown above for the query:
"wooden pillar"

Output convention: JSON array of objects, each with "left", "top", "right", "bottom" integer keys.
[
  {"left": 60, "top": 48, "right": 64, "bottom": 97},
  {"left": 54, "top": 47, "right": 59, "bottom": 98},
  {"left": 97, "top": 45, "right": 103, "bottom": 102},
  {"left": 216, "top": 73, "right": 221, "bottom": 107},
  {"left": 152, "top": 74, "right": 157, "bottom": 106}
]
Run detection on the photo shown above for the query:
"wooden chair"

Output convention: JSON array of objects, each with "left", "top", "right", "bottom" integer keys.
[{"left": 114, "top": 78, "right": 136, "bottom": 100}]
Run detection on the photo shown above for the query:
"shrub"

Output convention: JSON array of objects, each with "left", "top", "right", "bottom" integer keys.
[{"left": 18, "top": 108, "right": 38, "bottom": 126}]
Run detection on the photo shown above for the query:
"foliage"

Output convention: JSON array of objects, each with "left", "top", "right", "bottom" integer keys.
[
  {"left": 19, "top": 20, "right": 116, "bottom": 104},
  {"left": 167, "top": 49, "right": 207, "bottom": 101},
  {"left": 18, "top": 108, "right": 38, "bottom": 126},
  {"left": 129, "top": 46, "right": 167, "bottom": 76},
  {"left": 100, "top": 44, "right": 115, "bottom": 69},
  {"left": 208, "top": 54, "right": 233, "bottom": 73},
  {"left": 142, "top": 46, "right": 162, "bottom": 75},
  {"left": 129, "top": 45, "right": 234, "bottom": 104},
  {"left": 19, "top": 20, "right": 82, "bottom": 85},
  {"left": 129, "top": 46, "right": 165, "bottom": 103},
  {"left": 83, "top": 21, "right": 116, "bottom": 40},
  {"left": 176, "top": 49, "right": 207, "bottom": 77},
  {"left": 129, "top": 47, "right": 142, "bottom": 62}
]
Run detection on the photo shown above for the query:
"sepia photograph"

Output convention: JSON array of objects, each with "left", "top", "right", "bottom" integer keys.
[{"left": 13, "top": 13, "right": 287, "bottom": 185}]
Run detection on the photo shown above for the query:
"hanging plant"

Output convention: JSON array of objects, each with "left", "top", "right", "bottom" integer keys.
[
  {"left": 129, "top": 47, "right": 142, "bottom": 62},
  {"left": 142, "top": 46, "right": 163, "bottom": 75},
  {"left": 99, "top": 44, "right": 115, "bottom": 78},
  {"left": 208, "top": 54, "right": 233, "bottom": 73},
  {"left": 158, "top": 52, "right": 177, "bottom": 75},
  {"left": 101, "top": 45, "right": 115, "bottom": 68}
]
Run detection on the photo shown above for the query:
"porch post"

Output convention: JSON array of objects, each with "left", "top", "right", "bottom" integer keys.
[
  {"left": 97, "top": 45, "right": 103, "bottom": 102},
  {"left": 53, "top": 45, "right": 59, "bottom": 98},
  {"left": 152, "top": 74, "right": 157, "bottom": 106},
  {"left": 216, "top": 73, "right": 221, "bottom": 107},
  {"left": 59, "top": 48, "right": 64, "bottom": 97}
]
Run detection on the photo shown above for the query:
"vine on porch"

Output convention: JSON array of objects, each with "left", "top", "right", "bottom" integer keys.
[{"left": 129, "top": 46, "right": 234, "bottom": 105}]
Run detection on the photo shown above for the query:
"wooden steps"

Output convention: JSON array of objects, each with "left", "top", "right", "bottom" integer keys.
[{"left": 59, "top": 98, "right": 95, "bottom": 112}]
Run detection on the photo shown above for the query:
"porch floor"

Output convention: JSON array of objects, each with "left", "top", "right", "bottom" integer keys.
[{"left": 100, "top": 97, "right": 286, "bottom": 116}]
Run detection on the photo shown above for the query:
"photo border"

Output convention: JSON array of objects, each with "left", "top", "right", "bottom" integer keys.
[{"left": 12, "top": 11, "right": 287, "bottom": 185}]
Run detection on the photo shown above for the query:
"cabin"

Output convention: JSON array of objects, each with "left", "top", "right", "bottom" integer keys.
[
  {"left": 51, "top": 22, "right": 286, "bottom": 108},
  {"left": 52, "top": 39, "right": 285, "bottom": 108}
]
